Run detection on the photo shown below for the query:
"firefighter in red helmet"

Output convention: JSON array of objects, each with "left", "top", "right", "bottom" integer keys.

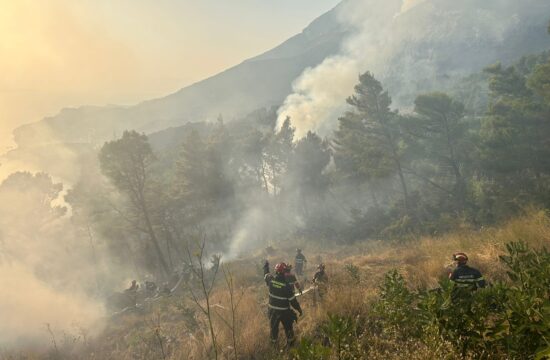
[
  {"left": 449, "top": 252, "right": 486, "bottom": 291},
  {"left": 263, "top": 261, "right": 303, "bottom": 348}
]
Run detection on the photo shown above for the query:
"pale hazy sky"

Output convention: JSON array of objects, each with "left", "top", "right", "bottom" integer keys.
[{"left": 0, "top": 0, "right": 340, "bottom": 149}]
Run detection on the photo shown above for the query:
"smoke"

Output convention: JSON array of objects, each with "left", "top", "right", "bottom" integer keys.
[
  {"left": 0, "top": 125, "right": 110, "bottom": 348},
  {"left": 276, "top": 0, "right": 544, "bottom": 138},
  {"left": 0, "top": 262, "right": 104, "bottom": 347},
  {"left": 0, "top": 176, "right": 106, "bottom": 347},
  {"left": 276, "top": 0, "right": 407, "bottom": 138}
]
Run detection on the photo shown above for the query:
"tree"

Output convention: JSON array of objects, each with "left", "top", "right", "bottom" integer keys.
[
  {"left": 408, "top": 93, "right": 470, "bottom": 208},
  {"left": 288, "top": 131, "right": 331, "bottom": 216},
  {"left": 0, "top": 171, "right": 66, "bottom": 225},
  {"left": 234, "top": 128, "right": 271, "bottom": 193},
  {"left": 265, "top": 117, "right": 295, "bottom": 195},
  {"left": 334, "top": 72, "right": 409, "bottom": 210},
  {"left": 476, "top": 62, "right": 550, "bottom": 221},
  {"left": 172, "top": 128, "right": 234, "bottom": 224},
  {"left": 99, "top": 130, "right": 170, "bottom": 277}
]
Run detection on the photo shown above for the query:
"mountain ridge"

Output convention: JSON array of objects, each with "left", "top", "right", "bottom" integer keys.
[
  {"left": 12, "top": 3, "right": 348, "bottom": 147},
  {"left": 11, "top": 0, "right": 550, "bottom": 148}
]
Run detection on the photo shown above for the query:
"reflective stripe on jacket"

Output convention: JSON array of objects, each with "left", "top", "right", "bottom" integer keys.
[
  {"left": 450, "top": 264, "right": 486, "bottom": 289},
  {"left": 264, "top": 274, "right": 302, "bottom": 312}
]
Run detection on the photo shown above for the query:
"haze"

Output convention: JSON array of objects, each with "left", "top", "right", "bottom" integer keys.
[{"left": 0, "top": 0, "right": 340, "bottom": 149}]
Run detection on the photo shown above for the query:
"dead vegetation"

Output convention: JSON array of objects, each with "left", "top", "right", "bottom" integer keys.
[{"left": 3, "top": 210, "right": 549, "bottom": 359}]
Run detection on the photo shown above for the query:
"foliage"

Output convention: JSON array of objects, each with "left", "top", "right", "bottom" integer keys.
[
  {"left": 373, "top": 242, "right": 550, "bottom": 359},
  {"left": 290, "top": 338, "right": 331, "bottom": 360},
  {"left": 321, "top": 314, "right": 360, "bottom": 360},
  {"left": 344, "top": 264, "right": 361, "bottom": 285},
  {"left": 373, "top": 269, "right": 420, "bottom": 338},
  {"left": 99, "top": 130, "right": 171, "bottom": 276},
  {"left": 334, "top": 72, "right": 410, "bottom": 211}
]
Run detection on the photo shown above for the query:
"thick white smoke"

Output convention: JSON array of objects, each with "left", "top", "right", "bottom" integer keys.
[
  {"left": 276, "top": 0, "right": 413, "bottom": 138},
  {"left": 276, "top": 0, "right": 542, "bottom": 138},
  {"left": 0, "top": 262, "right": 104, "bottom": 347},
  {"left": 0, "top": 128, "right": 108, "bottom": 348}
]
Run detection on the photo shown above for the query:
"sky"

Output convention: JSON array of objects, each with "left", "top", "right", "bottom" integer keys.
[{"left": 0, "top": 0, "right": 340, "bottom": 150}]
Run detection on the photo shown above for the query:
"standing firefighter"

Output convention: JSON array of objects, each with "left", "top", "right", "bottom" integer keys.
[
  {"left": 264, "top": 261, "right": 303, "bottom": 348},
  {"left": 125, "top": 280, "right": 139, "bottom": 307},
  {"left": 312, "top": 263, "right": 328, "bottom": 302},
  {"left": 449, "top": 252, "right": 486, "bottom": 292},
  {"left": 294, "top": 249, "right": 307, "bottom": 276}
]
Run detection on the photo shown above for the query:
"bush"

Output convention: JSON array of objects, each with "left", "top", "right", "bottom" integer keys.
[
  {"left": 321, "top": 314, "right": 358, "bottom": 359},
  {"left": 373, "top": 270, "right": 420, "bottom": 339},
  {"left": 373, "top": 242, "right": 550, "bottom": 359},
  {"left": 344, "top": 263, "right": 361, "bottom": 284},
  {"left": 290, "top": 338, "right": 331, "bottom": 360}
]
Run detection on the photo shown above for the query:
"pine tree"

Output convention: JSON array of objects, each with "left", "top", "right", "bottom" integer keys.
[
  {"left": 333, "top": 72, "right": 409, "bottom": 210},
  {"left": 99, "top": 130, "right": 170, "bottom": 276},
  {"left": 408, "top": 93, "right": 470, "bottom": 209}
]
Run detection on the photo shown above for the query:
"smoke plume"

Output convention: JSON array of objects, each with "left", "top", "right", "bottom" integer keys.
[{"left": 276, "top": 0, "right": 545, "bottom": 138}]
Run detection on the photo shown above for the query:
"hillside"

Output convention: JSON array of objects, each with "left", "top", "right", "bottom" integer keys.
[
  {"left": 11, "top": 7, "right": 348, "bottom": 148},
  {"left": 10, "top": 210, "right": 548, "bottom": 359},
  {"left": 11, "top": 0, "right": 550, "bottom": 148}
]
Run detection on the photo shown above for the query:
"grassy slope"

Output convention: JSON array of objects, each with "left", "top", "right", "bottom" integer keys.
[{"left": 10, "top": 210, "right": 550, "bottom": 359}]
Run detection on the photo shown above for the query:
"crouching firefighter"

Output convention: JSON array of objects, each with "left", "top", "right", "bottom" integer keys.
[
  {"left": 263, "top": 261, "right": 303, "bottom": 348},
  {"left": 449, "top": 252, "right": 486, "bottom": 301}
]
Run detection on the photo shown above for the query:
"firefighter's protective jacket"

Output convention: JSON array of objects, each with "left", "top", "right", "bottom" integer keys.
[
  {"left": 295, "top": 253, "right": 306, "bottom": 267},
  {"left": 449, "top": 264, "right": 486, "bottom": 289},
  {"left": 264, "top": 271, "right": 302, "bottom": 313}
]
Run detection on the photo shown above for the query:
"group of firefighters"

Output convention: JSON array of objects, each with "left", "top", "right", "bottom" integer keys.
[
  {"left": 264, "top": 249, "right": 485, "bottom": 348},
  {"left": 122, "top": 248, "right": 486, "bottom": 349}
]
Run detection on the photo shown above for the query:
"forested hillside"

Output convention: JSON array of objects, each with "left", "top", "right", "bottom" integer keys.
[{"left": 68, "top": 43, "right": 550, "bottom": 280}]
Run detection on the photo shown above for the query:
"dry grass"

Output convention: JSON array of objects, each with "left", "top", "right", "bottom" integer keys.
[{"left": 6, "top": 210, "right": 550, "bottom": 359}]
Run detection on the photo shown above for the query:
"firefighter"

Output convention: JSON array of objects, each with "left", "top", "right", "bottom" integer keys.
[
  {"left": 126, "top": 279, "right": 139, "bottom": 292},
  {"left": 144, "top": 281, "right": 157, "bottom": 297},
  {"left": 312, "top": 264, "right": 328, "bottom": 302},
  {"left": 284, "top": 265, "right": 303, "bottom": 295},
  {"left": 313, "top": 263, "right": 328, "bottom": 284},
  {"left": 263, "top": 261, "right": 303, "bottom": 347},
  {"left": 449, "top": 252, "right": 486, "bottom": 291},
  {"left": 294, "top": 249, "right": 307, "bottom": 276},
  {"left": 125, "top": 280, "right": 139, "bottom": 307}
]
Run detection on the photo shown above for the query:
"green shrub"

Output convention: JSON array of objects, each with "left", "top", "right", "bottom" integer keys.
[
  {"left": 344, "top": 263, "right": 361, "bottom": 284},
  {"left": 373, "top": 269, "right": 420, "bottom": 338},
  {"left": 321, "top": 314, "right": 360, "bottom": 360},
  {"left": 290, "top": 338, "right": 330, "bottom": 360},
  {"left": 373, "top": 242, "right": 550, "bottom": 359},
  {"left": 498, "top": 242, "right": 550, "bottom": 358}
]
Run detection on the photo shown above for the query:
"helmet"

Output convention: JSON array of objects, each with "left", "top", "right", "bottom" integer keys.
[
  {"left": 318, "top": 263, "right": 325, "bottom": 270},
  {"left": 296, "top": 248, "right": 302, "bottom": 253},
  {"left": 453, "top": 252, "right": 468, "bottom": 264},
  {"left": 275, "top": 262, "right": 288, "bottom": 274}
]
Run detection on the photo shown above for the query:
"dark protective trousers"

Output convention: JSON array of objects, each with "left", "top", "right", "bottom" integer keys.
[{"left": 268, "top": 309, "right": 296, "bottom": 345}]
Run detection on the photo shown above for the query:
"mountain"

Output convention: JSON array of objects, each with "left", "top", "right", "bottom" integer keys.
[
  {"left": 12, "top": 7, "right": 348, "bottom": 148},
  {"left": 11, "top": 0, "right": 550, "bottom": 148},
  {"left": 378, "top": 0, "right": 550, "bottom": 105}
]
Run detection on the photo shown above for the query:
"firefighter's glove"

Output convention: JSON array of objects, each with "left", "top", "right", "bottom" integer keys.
[
  {"left": 299, "top": 289, "right": 303, "bottom": 296},
  {"left": 298, "top": 309, "right": 303, "bottom": 317},
  {"left": 263, "top": 260, "right": 269, "bottom": 273}
]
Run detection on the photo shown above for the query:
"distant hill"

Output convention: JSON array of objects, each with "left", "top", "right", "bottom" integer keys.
[
  {"left": 12, "top": 0, "right": 550, "bottom": 148},
  {"left": 12, "top": 7, "right": 348, "bottom": 147}
]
